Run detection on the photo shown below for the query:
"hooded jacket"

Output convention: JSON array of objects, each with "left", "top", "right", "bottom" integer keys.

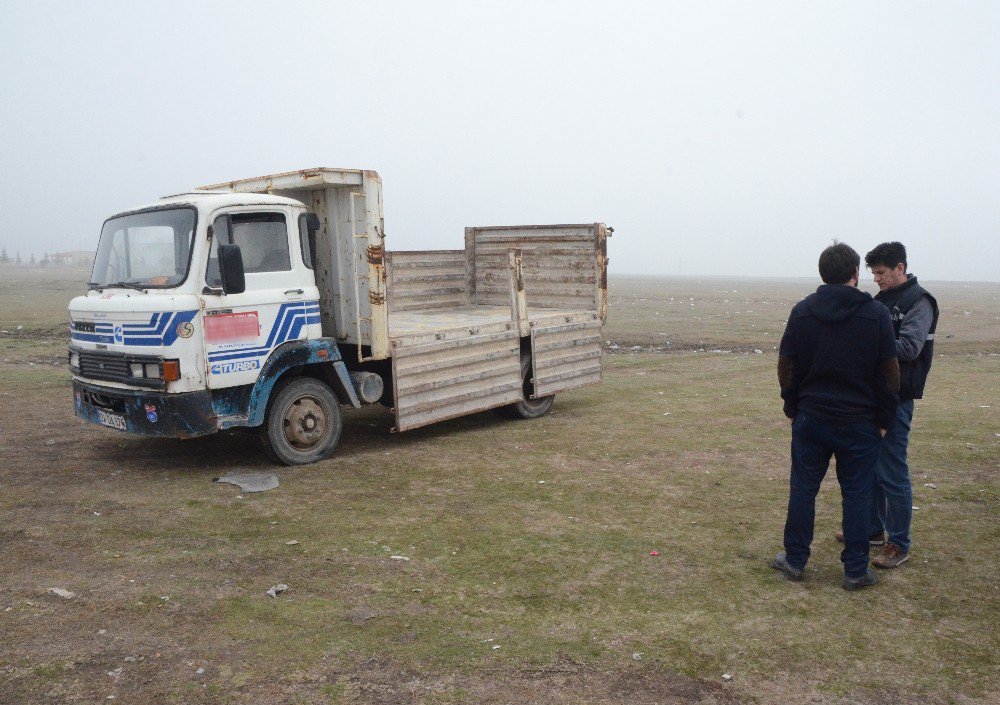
[{"left": 779, "top": 284, "right": 899, "bottom": 429}]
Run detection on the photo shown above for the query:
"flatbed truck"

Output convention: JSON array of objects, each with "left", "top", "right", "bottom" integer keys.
[{"left": 68, "top": 168, "right": 610, "bottom": 465}]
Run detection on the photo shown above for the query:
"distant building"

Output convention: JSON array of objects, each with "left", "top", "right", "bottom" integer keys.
[{"left": 51, "top": 251, "right": 95, "bottom": 267}]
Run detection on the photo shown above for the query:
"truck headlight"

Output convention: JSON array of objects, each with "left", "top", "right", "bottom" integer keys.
[
  {"left": 124, "top": 358, "right": 177, "bottom": 383},
  {"left": 69, "top": 350, "right": 80, "bottom": 369}
]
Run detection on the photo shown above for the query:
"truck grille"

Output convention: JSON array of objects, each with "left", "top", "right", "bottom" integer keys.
[{"left": 78, "top": 350, "right": 130, "bottom": 384}]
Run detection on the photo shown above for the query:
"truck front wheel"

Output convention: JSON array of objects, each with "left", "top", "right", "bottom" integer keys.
[{"left": 262, "top": 377, "right": 343, "bottom": 466}]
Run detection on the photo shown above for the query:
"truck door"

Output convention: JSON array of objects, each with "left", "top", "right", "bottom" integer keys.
[{"left": 201, "top": 209, "right": 321, "bottom": 389}]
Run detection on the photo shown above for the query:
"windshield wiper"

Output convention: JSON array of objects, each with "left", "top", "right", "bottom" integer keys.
[{"left": 94, "top": 281, "right": 148, "bottom": 292}]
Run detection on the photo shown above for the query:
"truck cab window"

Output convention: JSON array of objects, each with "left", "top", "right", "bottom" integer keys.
[
  {"left": 207, "top": 212, "right": 291, "bottom": 286},
  {"left": 90, "top": 207, "right": 195, "bottom": 288}
]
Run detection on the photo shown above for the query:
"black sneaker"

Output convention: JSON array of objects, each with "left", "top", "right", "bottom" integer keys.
[
  {"left": 770, "top": 552, "right": 804, "bottom": 582},
  {"left": 842, "top": 568, "right": 878, "bottom": 591},
  {"left": 835, "top": 530, "right": 886, "bottom": 546}
]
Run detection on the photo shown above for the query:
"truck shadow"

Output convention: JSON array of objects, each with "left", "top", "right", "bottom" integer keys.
[
  {"left": 87, "top": 417, "right": 390, "bottom": 473},
  {"left": 86, "top": 397, "right": 596, "bottom": 474}
]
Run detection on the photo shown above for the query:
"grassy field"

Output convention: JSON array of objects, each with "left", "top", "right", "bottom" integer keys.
[{"left": 1, "top": 266, "right": 997, "bottom": 704}]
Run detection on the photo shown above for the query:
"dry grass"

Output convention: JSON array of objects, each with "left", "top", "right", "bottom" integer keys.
[{"left": 0, "top": 266, "right": 997, "bottom": 704}]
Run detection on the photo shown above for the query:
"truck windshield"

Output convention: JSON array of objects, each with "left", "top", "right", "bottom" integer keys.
[{"left": 90, "top": 207, "right": 197, "bottom": 289}]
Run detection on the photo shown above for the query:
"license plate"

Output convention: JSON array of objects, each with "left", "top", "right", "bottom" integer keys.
[{"left": 96, "top": 409, "right": 127, "bottom": 430}]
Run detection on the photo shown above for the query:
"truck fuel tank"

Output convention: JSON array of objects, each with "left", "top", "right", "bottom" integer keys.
[{"left": 349, "top": 371, "right": 384, "bottom": 404}]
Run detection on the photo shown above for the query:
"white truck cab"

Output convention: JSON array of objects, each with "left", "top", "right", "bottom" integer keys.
[{"left": 70, "top": 168, "right": 610, "bottom": 465}]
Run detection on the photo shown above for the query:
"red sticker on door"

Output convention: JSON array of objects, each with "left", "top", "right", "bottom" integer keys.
[{"left": 204, "top": 311, "right": 259, "bottom": 343}]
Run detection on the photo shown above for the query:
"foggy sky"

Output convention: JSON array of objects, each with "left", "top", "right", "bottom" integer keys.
[{"left": 1, "top": 1, "right": 997, "bottom": 281}]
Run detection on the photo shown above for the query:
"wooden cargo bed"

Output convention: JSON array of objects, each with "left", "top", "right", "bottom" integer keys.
[{"left": 383, "top": 224, "right": 609, "bottom": 432}]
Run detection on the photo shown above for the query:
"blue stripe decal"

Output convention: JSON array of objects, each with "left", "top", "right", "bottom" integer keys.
[
  {"left": 207, "top": 302, "right": 315, "bottom": 357},
  {"left": 71, "top": 310, "right": 199, "bottom": 347},
  {"left": 207, "top": 301, "right": 321, "bottom": 362},
  {"left": 122, "top": 311, "right": 173, "bottom": 335},
  {"left": 207, "top": 317, "right": 313, "bottom": 362},
  {"left": 71, "top": 301, "right": 319, "bottom": 352},
  {"left": 158, "top": 311, "right": 198, "bottom": 346},
  {"left": 71, "top": 332, "right": 116, "bottom": 344}
]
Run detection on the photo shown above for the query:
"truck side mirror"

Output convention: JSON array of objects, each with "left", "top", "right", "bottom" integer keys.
[
  {"left": 218, "top": 244, "right": 245, "bottom": 295},
  {"left": 299, "top": 213, "right": 321, "bottom": 269}
]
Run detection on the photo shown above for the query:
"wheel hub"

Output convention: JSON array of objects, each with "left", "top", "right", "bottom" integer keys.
[{"left": 282, "top": 396, "right": 327, "bottom": 449}]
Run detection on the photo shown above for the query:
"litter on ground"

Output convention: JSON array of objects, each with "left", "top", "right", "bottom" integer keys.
[
  {"left": 214, "top": 472, "right": 279, "bottom": 494},
  {"left": 266, "top": 584, "right": 288, "bottom": 598}
]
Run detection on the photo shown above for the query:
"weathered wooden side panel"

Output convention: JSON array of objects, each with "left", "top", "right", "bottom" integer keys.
[
  {"left": 466, "top": 224, "right": 607, "bottom": 315},
  {"left": 386, "top": 250, "right": 467, "bottom": 312},
  {"left": 391, "top": 329, "right": 523, "bottom": 432},
  {"left": 530, "top": 319, "right": 603, "bottom": 398}
]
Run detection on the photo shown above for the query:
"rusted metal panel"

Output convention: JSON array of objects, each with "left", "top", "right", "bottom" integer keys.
[
  {"left": 348, "top": 191, "right": 370, "bottom": 353},
  {"left": 366, "top": 244, "right": 384, "bottom": 266},
  {"left": 391, "top": 328, "right": 523, "bottom": 432},
  {"left": 530, "top": 318, "right": 603, "bottom": 398},
  {"left": 386, "top": 250, "right": 467, "bottom": 312},
  {"left": 596, "top": 224, "right": 610, "bottom": 322},
  {"left": 362, "top": 171, "right": 389, "bottom": 360},
  {"left": 308, "top": 188, "right": 342, "bottom": 340},
  {"left": 508, "top": 250, "right": 528, "bottom": 336}
]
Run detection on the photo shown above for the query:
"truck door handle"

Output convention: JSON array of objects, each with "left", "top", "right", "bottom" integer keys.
[{"left": 284, "top": 289, "right": 304, "bottom": 295}]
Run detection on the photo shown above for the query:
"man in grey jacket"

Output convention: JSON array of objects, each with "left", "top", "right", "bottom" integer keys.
[{"left": 856, "top": 242, "right": 938, "bottom": 568}]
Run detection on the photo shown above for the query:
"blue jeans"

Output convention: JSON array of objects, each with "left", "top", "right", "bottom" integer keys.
[
  {"left": 784, "top": 413, "right": 881, "bottom": 578},
  {"left": 869, "top": 400, "right": 915, "bottom": 552}
]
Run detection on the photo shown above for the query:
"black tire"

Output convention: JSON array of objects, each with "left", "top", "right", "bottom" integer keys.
[
  {"left": 498, "top": 355, "right": 555, "bottom": 419},
  {"left": 262, "top": 377, "right": 343, "bottom": 466}
]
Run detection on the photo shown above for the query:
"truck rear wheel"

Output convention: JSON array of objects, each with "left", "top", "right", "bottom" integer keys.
[
  {"left": 262, "top": 377, "right": 343, "bottom": 466},
  {"left": 500, "top": 355, "right": 554, "bottom": 419}
]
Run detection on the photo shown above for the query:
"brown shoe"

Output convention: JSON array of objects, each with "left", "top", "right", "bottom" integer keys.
[
  {"left": 872, "top": 542, "right": 910, "bottom": 568},
  {"left": 835, "top": 530, "right": 886, "bottom": 546}
]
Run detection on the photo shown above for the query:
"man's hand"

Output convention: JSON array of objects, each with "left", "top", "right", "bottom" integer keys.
[{"left": 879, "top": 428, "right": 888, "bottom": 438}]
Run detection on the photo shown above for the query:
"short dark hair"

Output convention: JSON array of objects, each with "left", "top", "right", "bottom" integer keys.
[
  {"left": 865, "top": 241, "right": 907, "bottom": 271},
  {"left": 818, "top": 242, "right": 860, "bottom": 284}
]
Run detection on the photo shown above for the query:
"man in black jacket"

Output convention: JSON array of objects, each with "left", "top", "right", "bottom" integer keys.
[
  {"left": 861, "top": 242, "right": 939, "bottom": 569},
  {"left": 772, "top": 242, "right": 899, "bottom": 590}
]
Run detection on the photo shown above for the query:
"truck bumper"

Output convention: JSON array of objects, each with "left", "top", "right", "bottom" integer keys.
[{"left": 72, "top": 380, "right": 219, "bottom": 438}]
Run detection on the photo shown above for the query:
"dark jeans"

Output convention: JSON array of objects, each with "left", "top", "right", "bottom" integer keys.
[
  {"left": 869, "top": 399, "right": 915, "bottom": 552},
  {"left": 783, "top": 413, "right": 882, "bottom": 578}
]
